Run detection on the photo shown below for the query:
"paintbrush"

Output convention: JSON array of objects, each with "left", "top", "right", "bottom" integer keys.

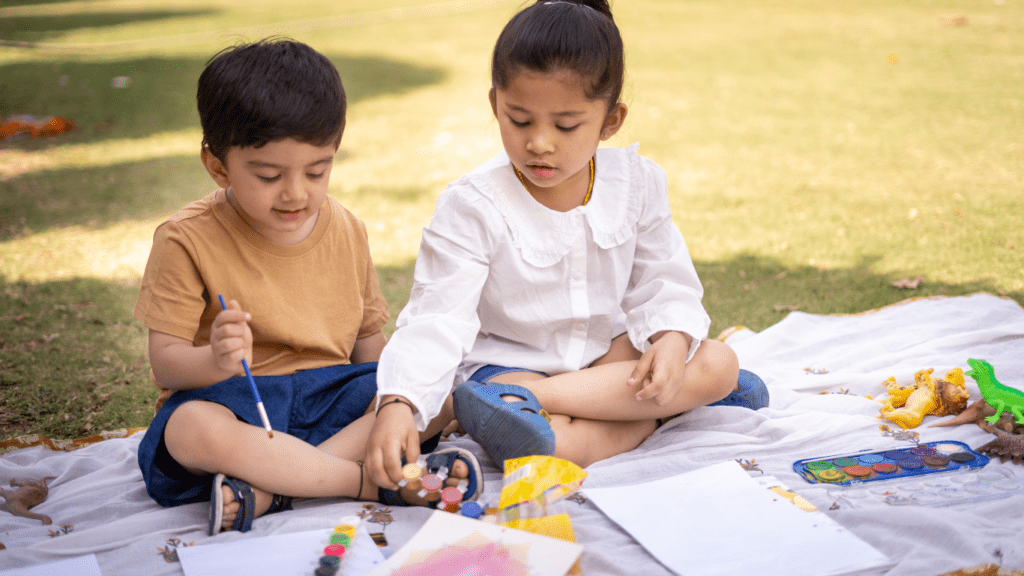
[{"left": 218, "top": 294, "right": 274, "bottom": 439}]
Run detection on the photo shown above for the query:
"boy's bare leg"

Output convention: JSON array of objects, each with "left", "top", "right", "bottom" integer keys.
[
  {"left": 494, "top": 339, "right": 738, "bottom": 422},
  {"left": 165, "top": 397, "right": 464, "bottom": 530}
]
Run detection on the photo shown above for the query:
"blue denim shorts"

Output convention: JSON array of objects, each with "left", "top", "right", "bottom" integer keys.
[
  {"left": 469, "top": 365, "right": 549, "bottom": 384},
  {"left": 137, "top": 363, "right": 378, "bottom": 508}
]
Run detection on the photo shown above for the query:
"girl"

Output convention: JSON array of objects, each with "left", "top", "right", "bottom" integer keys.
[{"left": 366, "top": 0, "right": 767, "bottom": 485}]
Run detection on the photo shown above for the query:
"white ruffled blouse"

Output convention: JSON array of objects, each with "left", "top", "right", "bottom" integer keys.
[{"left": 377, "top": 144, "right": 711, "bottom": 430}]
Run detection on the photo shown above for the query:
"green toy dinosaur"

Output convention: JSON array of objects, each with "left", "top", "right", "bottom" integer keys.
[{"left": 965, "top": 358, "right": 1024, "bottom": 425}]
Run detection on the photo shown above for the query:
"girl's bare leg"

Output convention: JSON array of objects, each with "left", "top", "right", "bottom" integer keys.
[
  {"left": 165, "top": 396, "right": 462, "bottom": 530},
  {"left": 487, "top": 371, "right": 659, "bottom": 467},
  {"left": 494, "top": 338, "right": 738, "bottom": 422},
  {"left": 550, "top": 415, "right": 658, "bottom": 468},
  {"left": 481, "top": 336, "right": 737, "bottom": 468}
]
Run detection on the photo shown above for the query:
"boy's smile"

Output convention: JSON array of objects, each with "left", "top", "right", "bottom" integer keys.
[
  {"left": 202, "top": 138, "right": 338, "bottom": 245},
  {"left": 491, "top": 68, "right": 626, "bottom": 212}
]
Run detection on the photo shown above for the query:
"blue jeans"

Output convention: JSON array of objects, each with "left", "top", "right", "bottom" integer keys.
[{"left": 469, "top": 364, "right": 549, "bottom": 384}]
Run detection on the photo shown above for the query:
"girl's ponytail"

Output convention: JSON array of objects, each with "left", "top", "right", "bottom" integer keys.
[{"left": 557, "top": 0, "right": 614, "bottom": 22}]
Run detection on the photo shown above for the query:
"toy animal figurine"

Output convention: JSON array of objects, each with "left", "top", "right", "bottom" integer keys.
[
  {"left": 879, "top": 367, "right": 969, "bottom": 428},
  {"left": 0, "top": 477, "right": 55, "bottom": 524},
  {"left": 976, "top": 422, "right": 1024, "bottom": 465},
  {"left": 929, "top": 398, "right": 1024, "bottom": 435},
  {"left": 965, "top": 358, "right": 1024, "bottom": 425}
]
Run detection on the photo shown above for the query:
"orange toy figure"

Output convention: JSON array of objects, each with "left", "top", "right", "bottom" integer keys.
[
  {"left": 879, "top": 368, "right": 969, "bottom": 428},
  {"left": 0, "top": 477, "right": 56, "bottom": 524},
  {"left": 0, "top": 116, "right": 75, "bottom": 141}
]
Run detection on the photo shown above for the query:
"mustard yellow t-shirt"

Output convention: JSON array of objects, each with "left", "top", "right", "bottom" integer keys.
[{"left": 135, "top": 189, "right": 388, "bottom": 409}]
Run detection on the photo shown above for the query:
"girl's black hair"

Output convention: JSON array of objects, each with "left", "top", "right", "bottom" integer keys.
[
  {"left": 492, "top": 0, "right": 624, "bottom": 109},
  {"left": 197, "top": 38, "right": 346, "bottom": 162}
]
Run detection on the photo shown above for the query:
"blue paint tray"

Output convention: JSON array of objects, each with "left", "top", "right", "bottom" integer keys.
[{"left": 793, "top": 441, "right": 989, "bottom": 486}]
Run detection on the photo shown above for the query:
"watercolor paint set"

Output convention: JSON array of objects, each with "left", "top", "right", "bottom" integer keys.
[
  {"left": 793, "top": 441, "right": 989, "bottom": 487},
  {"left": 825, "top": 465, "right": 1024, "bottom": 508},
  {"left": 793, "top": 441, "right": 1024, "bottom": 508}
]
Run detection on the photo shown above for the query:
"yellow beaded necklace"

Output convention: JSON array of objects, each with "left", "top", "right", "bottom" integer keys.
[{"left": 513, "top": 157, "right": 595, "bottom": 206}]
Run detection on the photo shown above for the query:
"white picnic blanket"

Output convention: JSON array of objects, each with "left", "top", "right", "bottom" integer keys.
[{"left": 1, "top": 293, "right": 1022, "bottom": 575}]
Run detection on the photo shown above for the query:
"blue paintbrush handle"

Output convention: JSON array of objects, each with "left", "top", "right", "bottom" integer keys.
[{"left": 218, "top": 294, "right": 273, "bottom": 437}]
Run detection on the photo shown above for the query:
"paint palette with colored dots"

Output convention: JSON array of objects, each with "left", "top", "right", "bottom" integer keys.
[
  {"left": 826, "top": 465, "right": 1024, "bottom": 509},
  {"left": 793, "top": 441, "right": 989, "bottom": 487}
]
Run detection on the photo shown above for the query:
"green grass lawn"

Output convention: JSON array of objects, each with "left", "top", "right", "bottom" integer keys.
[{"left": 1, "top": 0, "right": 1021, "bottom": 441}]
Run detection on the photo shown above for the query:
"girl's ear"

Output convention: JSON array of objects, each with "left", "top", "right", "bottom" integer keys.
[
  {"left": 600, "top": 103, "right": 628, "bottom": 141},
  {"left": 488, "top": 87, "right": 498, "bottom": 116},
  {"left": 201, "top": 147, "right": 231, "bottom": 189}
]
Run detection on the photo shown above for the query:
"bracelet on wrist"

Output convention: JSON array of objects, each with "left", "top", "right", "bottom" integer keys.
[{"left": 376, "top": 397, "right": 415, "bottom": 416}]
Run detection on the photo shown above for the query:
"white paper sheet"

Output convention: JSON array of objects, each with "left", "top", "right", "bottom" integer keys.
[
  {"left": 177, "top": 525, "right": 384, "bottom": 576},
  {"left": 584, "top": 461, "right": 894, "bottom": 576}
]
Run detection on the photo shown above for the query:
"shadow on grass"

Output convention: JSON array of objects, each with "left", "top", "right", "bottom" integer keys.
[
  {"left": 0, "top": 10, "right": 217, "bottom": 43},
  {"left": 0, "top": 155, "right": 209, "bottom": 238},
  {"left": 376, "top": 252, "right": 1024, "bottom": 334},
  {"left": 375, "top": 254, "right": 1024, "bottom": 338},
  {"left": 0, "top": 147, "right": 443, "bottom": 240},
  {"left": 0, "top": 275, "right": 155, "bottom": 440},
  {"left": 0, "top": 52, "right": 446, "bottom": 238},
  {"left": 0, "top": 0, "right": 79, "bottom": 7},
  {"left": 697, "top": 253, "right": 1024, "bottom": 334},
  {"left": 0, "top": 54, "right": 445, "bottom": 146},
  {"left": 2, "top": 254, "right": 1021, "bottom": 440}
]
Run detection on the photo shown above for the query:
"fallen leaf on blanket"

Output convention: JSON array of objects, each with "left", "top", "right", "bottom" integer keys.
[
  {"left": 891, "top": 275, "right": 924, "bottom": 289},
  {"left": 774, "top": 305, "right": 800, "bottom": 311}
]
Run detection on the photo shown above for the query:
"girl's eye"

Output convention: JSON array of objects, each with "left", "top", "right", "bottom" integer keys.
[
  {"left": 556, "top": 124, "right": 580, "bottom": 132},
  {"left": 307, "top": 172, "right": 326, "bottom": 180},
  {"left": 257, "top": 175, "right": 281, "bottom": 183},
  {"left": 509, "top": 118, "right": 530, "bottom": 128}
]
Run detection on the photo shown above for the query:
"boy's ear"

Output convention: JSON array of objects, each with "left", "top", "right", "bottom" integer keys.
[
  {"left": 600, "top": 103, "right": 628, "bottom": 141},
  {"left": 201, "top": 147, "right": 231, "bottom": 189},
  {"left": 488, "top": 87, "right": 498, "bottom": 116}
]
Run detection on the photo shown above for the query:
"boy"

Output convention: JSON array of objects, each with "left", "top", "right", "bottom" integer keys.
[{"left": 135, "top": 38, "right": 481, "bottom": 535}]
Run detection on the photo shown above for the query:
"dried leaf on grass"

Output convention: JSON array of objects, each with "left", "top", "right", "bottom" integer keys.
[{"left": 891, "top": 275, "right": 924, "bottom": 289}]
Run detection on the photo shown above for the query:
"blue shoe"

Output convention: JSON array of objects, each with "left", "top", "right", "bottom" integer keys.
[
  {"left": 453, "top": 381, "right": 555, "bottom": 469},
  {"left": 708, "top": 369, "right": 769, "bottom": 410}
]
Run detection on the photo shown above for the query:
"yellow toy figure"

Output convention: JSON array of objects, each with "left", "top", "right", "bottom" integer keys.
[{"left": 879, "top": 368, "right": 969, "bottom": 428}]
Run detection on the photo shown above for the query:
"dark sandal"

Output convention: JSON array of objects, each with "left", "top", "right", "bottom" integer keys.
[{"left": 209, "top": 473, "right": 292, "bottom": 535}]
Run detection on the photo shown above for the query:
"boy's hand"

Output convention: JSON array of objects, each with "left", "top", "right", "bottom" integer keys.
[
  {"left": 366, "top": 396, "right": 421, "bottom": 490},
  {"left": 210, "top": 299, "right": 253, "bottom": 376},
  {"left": 627, "top": 331, "right": 692, "bottom": 406}
]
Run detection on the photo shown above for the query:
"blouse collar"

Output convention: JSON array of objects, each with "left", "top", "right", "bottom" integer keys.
[{"left": 469, "top": 144, "right": 644, "bottom": 267}]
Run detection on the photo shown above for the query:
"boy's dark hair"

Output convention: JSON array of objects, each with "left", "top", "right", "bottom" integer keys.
[
  {"left": 198, "top": 38, "right": 346, "bottom": 161},
  {"left": 491, "top": 0, "right": 624, "bottom": 111}
]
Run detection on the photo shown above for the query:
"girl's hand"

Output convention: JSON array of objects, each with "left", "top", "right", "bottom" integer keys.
[
  {"left": 210, "top": 299, "right": 253, "bottom": 376},
  {"left": 366, "top": 396, "right": 421, "bottom": 490},
  {"left": 627, "top": 331, "right": 692, "bottom": 406}
]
